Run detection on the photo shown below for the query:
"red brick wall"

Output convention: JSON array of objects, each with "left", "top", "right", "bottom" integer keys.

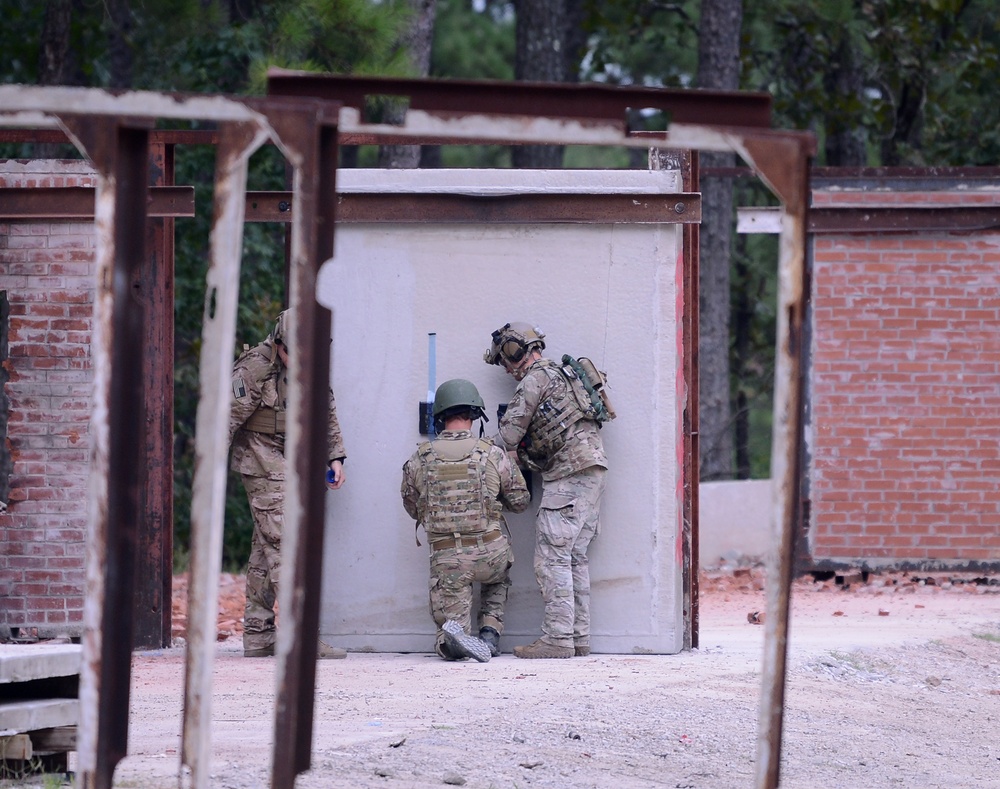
[
  {"left": 809, "top": 188, "right": 1000, "bottom": 569},
  {"left": 0, "top": 160, "right": 97, "bottom": 639}
]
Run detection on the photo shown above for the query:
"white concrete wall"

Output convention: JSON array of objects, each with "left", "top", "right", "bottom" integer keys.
[
  {"left": 316, "top": 169, "right": 686, "bottom": 654},
  {"left": 698, "top": 479, "right": 771, "bottom": 567}
]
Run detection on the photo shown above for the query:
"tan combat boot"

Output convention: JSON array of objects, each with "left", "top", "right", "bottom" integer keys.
[{"left": 513, "top": 639, "right": 573, "bottom": 659}]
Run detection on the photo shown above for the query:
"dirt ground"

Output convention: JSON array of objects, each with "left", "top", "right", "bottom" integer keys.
[{"left": 18, "top": 568, "right": 1000, "bottom": 789}]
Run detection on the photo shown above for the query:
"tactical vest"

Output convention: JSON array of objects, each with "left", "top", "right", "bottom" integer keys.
[
  {"left": 242, "top": 346, "right": 288, "bottom": 434},
  {"left": 523, "top": 359, "right": 594, "bottom": 462},
  {"left": 418, "top": 437, "right": 501, "bottom": 536}
]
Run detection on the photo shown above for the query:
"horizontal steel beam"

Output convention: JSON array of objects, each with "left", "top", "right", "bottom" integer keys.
[
  {"left": 267, "top": 71, "right": 773, "bottom": 130},
  {"left": 0, "top": 186, "right": 195, "bottom": 218},
  {"left": 246, "top": 191, "right": 700, "bottom": 224},
  {"left": 738, "top": 205, "right": 1000, "bottom": 234}
]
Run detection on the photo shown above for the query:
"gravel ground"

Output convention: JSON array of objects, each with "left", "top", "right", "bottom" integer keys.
[{"left": 6, "top": 569, "right": 999, "bottom": 789}]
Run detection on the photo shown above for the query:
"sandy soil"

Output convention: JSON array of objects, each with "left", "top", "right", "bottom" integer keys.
[{"left": 15, "top": 569, "right": 1000, "bottom": 789}]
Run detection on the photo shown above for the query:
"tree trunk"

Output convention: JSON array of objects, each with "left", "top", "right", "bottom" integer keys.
[
  {"left": 378, "top": 0, "right": 437, "bottom": 169},
  {"left": 38, "top": 0, "right": 73, "bottom": 86},
  {"left": 106, "top": 0, "right": 134, "bottom": 89},
  {"left": 511, "top": 0, "right": 584, "bottom": 169},
  {"left": 696, "top": 0, "right": 743, "bottom": 481},
  {"left": 825, "top": 36, "right": 867, "bottom": 166}
]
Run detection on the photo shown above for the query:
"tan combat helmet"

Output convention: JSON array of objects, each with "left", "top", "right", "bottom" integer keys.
[
  {"left": 270, "top": 308, "right": 293, "bottom": 347},
  {"left": 483, "top": 321, "right": 546, "bottom": 367}
]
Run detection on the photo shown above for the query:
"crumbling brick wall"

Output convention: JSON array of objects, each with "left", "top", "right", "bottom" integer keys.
[
  {"left": 0, "top": 160, "right": 97, "bottom": 639},
  {"left": 808, "top": 186, "right": 1000, "bottom": 570}
]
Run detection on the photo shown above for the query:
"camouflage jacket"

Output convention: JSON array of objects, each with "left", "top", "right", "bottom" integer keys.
[
  {"left": 229, "top": 340, "right": 346, "bottom": 478},
  {"left": 498, "top": 357, "right": 608, "bottom": 482},
  {"left": 401, "top": 430, "right": 529, "bottom": 538}
]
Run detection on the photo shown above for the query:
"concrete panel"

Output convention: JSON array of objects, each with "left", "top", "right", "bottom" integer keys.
[
  {"left": 699, "top": 479, "right": 772, "bottom": 567},
  {"left": 317, "top": 169, "right": 685, "bottom": 654}
]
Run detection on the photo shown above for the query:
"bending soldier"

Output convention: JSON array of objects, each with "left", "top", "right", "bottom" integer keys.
[
  {"left": 485, "top": 322, "right": 610, "bottom": 659},
  {"left": 401, "top": 378, "right": 529, "bottom": 661},
  {"left": 229, "top": 308, "right": 347, "bottom": 658}
]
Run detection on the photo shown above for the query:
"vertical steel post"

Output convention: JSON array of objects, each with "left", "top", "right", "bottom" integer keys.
[
  {"left": 69, "top": 117, "right": 151, "bottom": 789},
  {"left": 181, "top": 121, "right": 271, "bottom": 789}
]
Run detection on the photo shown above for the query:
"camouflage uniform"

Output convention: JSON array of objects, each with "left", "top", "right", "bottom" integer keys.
[
  {"left": 499, "top": 358, "right": 608, "bottom": 652},
  {"left": 230, "top": 336, "right": 345, "bottom": 653},
  {"left": 401, "top": 429, "right": 529, "bottom": 658}
]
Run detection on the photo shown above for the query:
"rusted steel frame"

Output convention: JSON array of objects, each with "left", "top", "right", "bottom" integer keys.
[
  {"left": 243, "top": 190, "right": 701, "bottom": 224},
  {"left": 736, "top": 133, "right": 813, "bottom": 789},
  {"left": 267, "top": 70, "right": 772, "bottom": 129},
  {"left": 63, "top": 115, "right": 152, "bottom": 789},
  {"left": 0, "top": 185, "right": 194, "bottom": 218},
  {"left": 686, "top": 151, "right": 700, "bottom": 651},
  {"left": 181, "top": 121, "right": 272, "bottom": 789},
  {"left": 741, "top": 204, "right": 1000, "bottom": 234},
  {"left": 810, "top": 205, "right": 1000, "bottom": 233},
  {"left": 254, "top": 98, "right": 340, "bottom": 787},
  {"left": 133, "top": 140, "right": 175, "bottom": 651},
  {"left": 0, "top": 127, "right": 219, "bottom": 146}
]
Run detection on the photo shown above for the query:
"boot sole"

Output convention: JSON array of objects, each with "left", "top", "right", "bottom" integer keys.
[{"left": 442, "top": 620, "right": 491, "bottom": 663}]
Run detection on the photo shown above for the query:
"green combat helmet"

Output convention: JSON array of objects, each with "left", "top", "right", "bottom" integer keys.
[
  {"left": 483, "top": 322, "right": 546, "bottom": 367},
  {"left": 432, "top": 378, "right": 488, "bottom": 429}
]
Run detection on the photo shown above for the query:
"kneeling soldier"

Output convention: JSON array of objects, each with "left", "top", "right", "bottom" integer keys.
[{"left": 401, "top": 379, "right": 529, "bottom": 661}]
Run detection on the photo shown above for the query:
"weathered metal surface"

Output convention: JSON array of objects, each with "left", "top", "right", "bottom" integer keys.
[
  {"left": 256, "top": 100, "right": 340, "bottom": 786},
  {"left": 62, "top": 115, "right": 151, "bottom": 789},
  {"left": 134, "top": 140, "right": 175, "bottom": 651},
  {"left": 243, "top": 191, "right": 701, "bottom": 224},
  {"left": 181, "top": 121, "right": 271, "bottom": 789},
  {"left": 740, "top": 204, "right": 1000, "bottom": 234},
  {"left": 0, "top": 186, "right": 194, "bottom": 218},
  {"left": 267, "top": 71, "right": 772, "bottom": 129},
  {"left": 745, "top": 145, "right": 811, "bottom": 789}
]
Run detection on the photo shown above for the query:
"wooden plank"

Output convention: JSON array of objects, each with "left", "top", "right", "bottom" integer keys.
[
  {"left": 0, "top": 734, "right": 32, "bottom": 760},
  {"left": 31, "top": 726, "right": 77, "bottom": 755}
]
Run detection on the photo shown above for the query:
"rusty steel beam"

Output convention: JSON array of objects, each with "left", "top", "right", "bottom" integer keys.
[
  {"left": 254, "top": 98, "right": 341, "bottom": 787},
  {"left": 811, "top": 205, "right": 1000, "bottom": 233},
  {"left": 66, "top": 115, "right": 152, "bottom": 789},
  {"left": 133, "top": 140, "right": 175, "bottom": 651},
  {"left": 182, "top": 120, "right": 271, "bottom": 789},
  {"left": 0, "top": 185, "right": 194, "bottom": 218},
  {"left": 740, "top": 205, "right": 1000, "bottom": 235},
  {"left": 267, "top": 71, "right": 772, "bottom": 129},
  {"left": 244, "top": 190, "right": 701, "bottom": 224},
  {"left": 0, "top": 127, "right": 219, "bottom": 146}
]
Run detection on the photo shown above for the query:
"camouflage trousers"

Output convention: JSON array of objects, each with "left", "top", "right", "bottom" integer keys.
[
  {"left": 428, "top": 534, "right": 513, "bottom": 658},
  {"left": 241, "top": 474, "right": 284, "bottom": 652},
  {"left": 534, "top": 466, "right": 608, "bottom": 650}
]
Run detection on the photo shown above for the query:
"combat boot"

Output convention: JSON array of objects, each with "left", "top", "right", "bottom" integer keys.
[
  {"left": 513, "top": 639, "right": 573, "bottom": 659},
  {"left": 574, "top": 645, "right": 591, "bottom": 657},
  {"left": 479, "top": 626, "right": 501, "bottom": 657},
  {"left": 243, "top": 644, "right": 275, "bottom": 658},
  {"left": 318, "top": 641, "right": 347, "bottom": 659},
  {"left": 441, "top": 620, "right": 491, "bottom": 663}
]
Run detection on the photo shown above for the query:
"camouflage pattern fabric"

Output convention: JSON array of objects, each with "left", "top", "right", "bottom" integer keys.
[
  {"left": 429, "top": 536, "right": 513, "bottom": 657},
  {"left": 498, "top": 358, "right": 607, "bottom": 483},
  {"left": 497, "top": 354, "right": 610, "bottom": 651},
  {"left": 401, "top": 429, "right": 529, "bottom": 658},
  {"left": 533, "top": 466, "right": 607, "bottom": 649},
  {"left": 229, "top": 339, "right": 346, "bottom": 652}
]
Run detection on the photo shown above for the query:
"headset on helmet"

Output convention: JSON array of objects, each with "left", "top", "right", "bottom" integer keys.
[{"left": 483, "top": 322, "right": 546, "bottom": 366}]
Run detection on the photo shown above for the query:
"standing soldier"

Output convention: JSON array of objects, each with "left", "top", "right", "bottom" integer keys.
[
  {"left": 230, "top": 308, "right": 347, "bottom": 658},
  {"left": 401, "top": 378, "right": 529, "bottom": 662},
  {"left": 484, "top": 322, "right": 613, "bottom": 659}
]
